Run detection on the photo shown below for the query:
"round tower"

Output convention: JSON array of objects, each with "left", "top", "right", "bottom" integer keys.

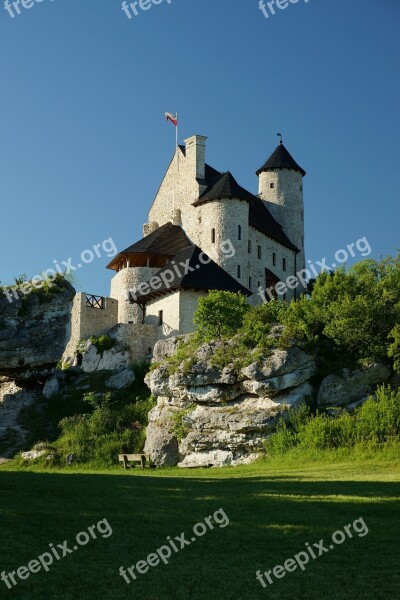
[{"left": 256, "top": 141, "right": 306, "bottom": 273}]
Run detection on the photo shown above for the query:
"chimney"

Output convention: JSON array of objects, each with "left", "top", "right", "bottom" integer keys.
[{"left": 184, "top": 135, "right": 207, "bottom": 180}]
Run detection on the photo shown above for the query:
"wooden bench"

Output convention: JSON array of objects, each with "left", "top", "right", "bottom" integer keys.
[{"left": 118, "top": 453, "right": 151, "bottom": 470}]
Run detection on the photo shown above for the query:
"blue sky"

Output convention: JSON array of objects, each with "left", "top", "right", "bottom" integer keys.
[{"left": 0, "top": 0, "right": 399, "bottom": 296}]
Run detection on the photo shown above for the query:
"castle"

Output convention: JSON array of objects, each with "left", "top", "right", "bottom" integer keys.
[{"left": 66, "top": 134, "right": 306, "bottom": 362}]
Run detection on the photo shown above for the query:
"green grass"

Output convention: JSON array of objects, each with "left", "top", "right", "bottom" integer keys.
[{"left": 0, "top": 457, "right": 399, "bottom": 599}]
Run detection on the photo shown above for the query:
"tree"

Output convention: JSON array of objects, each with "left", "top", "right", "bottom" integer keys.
[
  {"left": 282, "top": 255, "right": 400, "bottom": 367},
  {"left": 194, "top": 291, "right": 250, "bottom": 341}
]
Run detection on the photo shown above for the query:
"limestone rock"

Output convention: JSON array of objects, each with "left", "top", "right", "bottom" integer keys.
[
  {"left": 152, "top": 335, "right": 190, "bottom": 363},
  {"left": 106, "top": 368, "right": 135, "bottom": 390},
  {"left": 317, "top": 363, "right": 391, "bottom": 406},
  {"left": 21, "top": 450, "right": 46, "bottom": 461},
  {"left": 81, "top": 343, "right": 130, "bottom": 373},
  {"left": 144, "top": 341, "right": 316, "bottom": 467},
  {"left": 43, "top": 376, "right": 60, "bottom": 399},
  {"left": 0, "top": 281, "right": 75, "bottom": 376}
]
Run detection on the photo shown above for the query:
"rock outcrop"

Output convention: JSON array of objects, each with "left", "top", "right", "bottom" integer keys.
[
  {"left": 0, "top": 281, "right": 75, "bottom": 378},
  {"left": 317, "top": 363, "right": 391, "bottom": 407},
  {"left": 0, "top": 281, "right": 75, "bottom": 456},
  {"left": 144, "top": 341, "right": 316, "bottom": 467}
]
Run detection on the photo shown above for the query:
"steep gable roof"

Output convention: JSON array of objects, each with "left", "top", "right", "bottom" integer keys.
[
  {"left": 193, "top": 171, "right": 298, "bottom": 252},
  {"left": 131, "top": 245, "right": 251, "bottom": 303},
  {"left": 256, "top": 143, "right": 306, "bottom": 177}
]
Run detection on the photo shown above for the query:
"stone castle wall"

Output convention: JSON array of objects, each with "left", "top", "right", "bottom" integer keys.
[
  {"left": 64, "top": 293, "right": 119, "bottom": 361},
  {"left": 110, "top": 266, "right": 159, "bottom": 323},
  {"left": 259, "top": 169, "right": 305, "bottom": 273}
]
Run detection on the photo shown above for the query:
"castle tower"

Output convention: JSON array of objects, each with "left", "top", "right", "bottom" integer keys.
[{"left": 256, "top": 141, "right": 306, "bottom": 273}]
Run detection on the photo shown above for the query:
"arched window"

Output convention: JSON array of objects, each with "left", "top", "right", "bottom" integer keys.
[{"left": 238, "top": 225, "right": 242, "bottom": 241}]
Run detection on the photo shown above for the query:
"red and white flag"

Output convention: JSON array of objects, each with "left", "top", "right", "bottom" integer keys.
[{"left": 165, "top": 112, "right": 178, "bottom": 126}]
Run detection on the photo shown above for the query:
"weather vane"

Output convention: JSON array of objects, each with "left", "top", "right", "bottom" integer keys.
[{"left": 277, "top": 132, "right": 283, "bottom": 145}]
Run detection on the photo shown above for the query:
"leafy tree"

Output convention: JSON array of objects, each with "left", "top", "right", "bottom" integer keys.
[
  {"left": 388, "top": 325, "right": 400, "bottom": 374},
  {"left": 282, "top": 255, "right": 400, "bottom": 366},
  {"left": 241, "top": 300, "right": 288, "bottom": 350},
  {"left": 194, "top": 291, "right": 250, "bottom": 341}
]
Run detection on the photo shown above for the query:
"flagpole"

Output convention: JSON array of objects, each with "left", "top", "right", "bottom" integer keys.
[{"left": 176, "top": 112, "right": 178, "bottom": 150}]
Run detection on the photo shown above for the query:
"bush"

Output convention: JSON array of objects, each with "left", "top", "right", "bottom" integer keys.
[
  {"left": 266, "top": 386, "right": 400, "bottom": 458},
  {"left": 89, "top": 335, "right": 117, "bottom": 355}
]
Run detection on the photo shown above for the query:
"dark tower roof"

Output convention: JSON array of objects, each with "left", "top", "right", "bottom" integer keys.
[
  {"left": 131, "top": 245, "right": 251, "bottom": 303},
  {"left": 193, "top": 171, "right": 298, "bottom": 252},
  {"left": 256, "top": 142, "right": 306, "bottom": 177}
]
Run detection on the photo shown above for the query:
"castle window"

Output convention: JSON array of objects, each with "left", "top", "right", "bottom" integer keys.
[
  {"left": 248, "top": 276, "right": 252, "bottom": 290},
  {"left": 158, "top": 310, "right": 163, "bottom": 326},
  {"left": 237, "top": 265, "right": 241, "bottom": 279},
  {"left": 270, "top": 182, "right": 275, "bottom": 189},
  {"left": 248, "top": 240, "right": 252, "bottom": 254},
  {"left": 283, "top": 257, "right": 287, "bottom": 272},
  {"left": 300, "top": 185, "right": 303, "bottom": 191},
  {"left": 257, "top": 245, "right": 262, "bottom": 259},
  {"left": 211, "top": 228, "right": 216, "bottom": 243},
  {"left": 272, "top": 252, "right": 276, "bottom": 267},
  {"left": 238, "top": 225, "right": 242, "bottom": 241},
  {"left": 301, "top": 210, "right": 304, "bottom": 221},
  {"left": 257, "top": 281, "right": 260, "bottom": 289}
]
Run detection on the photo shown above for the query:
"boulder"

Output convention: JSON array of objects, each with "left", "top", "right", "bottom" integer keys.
[
  {"left": 81, "top": 343, "right": 130, "bottom": 373},
  {"left": 43, "top": 376, "right": 60, "bottom": 399},
  {"left": 317, "top": 363, "right": 391, "bottom": 406},
  {"left": 106, "top": 368, "right": 135, "bottom": 390}
]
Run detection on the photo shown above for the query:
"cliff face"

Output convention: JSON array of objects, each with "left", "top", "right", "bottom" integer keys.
[
  {"left": 0, "top": 281, "right": 75, "bottom": 456},
  {"left": 144, "top": 341, "right": 316, "bottom": 468},
  {"left": 144, "top": 338, "right": 392, "bottom": 468},
  {"left": 0, "top": 281, "right": 75, "bottom": 378}
]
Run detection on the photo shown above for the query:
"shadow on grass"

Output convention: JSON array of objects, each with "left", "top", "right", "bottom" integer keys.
[{"left": 0, "top": 470, "right": 399, "bottom": 600}]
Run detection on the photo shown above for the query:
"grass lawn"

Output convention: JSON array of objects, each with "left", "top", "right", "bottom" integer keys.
[{"left": 0, "top": 458, "right": 399, "bottom": 600}]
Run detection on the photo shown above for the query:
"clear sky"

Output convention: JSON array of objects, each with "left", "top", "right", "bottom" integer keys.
[{"left": 0, "top": 0, "right": 399, "bottom": 296}]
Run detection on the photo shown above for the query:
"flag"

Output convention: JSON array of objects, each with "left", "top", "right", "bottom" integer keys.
[{"left": 165, "top": 112, "right": 178, "bottom": 127}]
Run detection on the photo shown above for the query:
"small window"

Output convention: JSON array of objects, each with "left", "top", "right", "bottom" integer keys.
[
  {"left": 272, "top": 252, "right": 276, "bottom": 267},
  {"left": 301, "top": 210, "right": 304, "bottom": 221},
  {"left": 283, "top": 293, "right": 287, "bottom": 301},
  {"left": 248, "top": 276, "right": 252, "bottom": 290},
  {"left": 237, "top": 265, "right": 241, "bottom": 279},
  {"left": 300, "top": 185, "right": 303, "bottom": 191},
  {"left": 270, "top": 182, "right": 275, "bottom": 189},
  {"left": 283, "top": 258, "right": 287, "bottom": 272},
  {"left": 158, "top": 310, "right": 163, "bottom": 326},
  {"left": 211, "top": 228, "right": 216, "bottom": 243},
  {"left": 248, "top": 239, "right": 252, "bottom": 254},
  {"left": 238, "top": 225, "right": 242, "bottom": 241},
  {"left": 257, "top": 245, "right": 262, "bottom": 259},
  {"left": 257, "top": 281, "right": 260, "bottom": 289}
]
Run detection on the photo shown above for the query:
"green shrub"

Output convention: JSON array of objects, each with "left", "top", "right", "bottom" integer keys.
[
  {"left": 266, "top": 386, "right": 400, "bottom": 458},
  {"left": 89, "top": 335, "right": 117, "bottom": 355}
]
